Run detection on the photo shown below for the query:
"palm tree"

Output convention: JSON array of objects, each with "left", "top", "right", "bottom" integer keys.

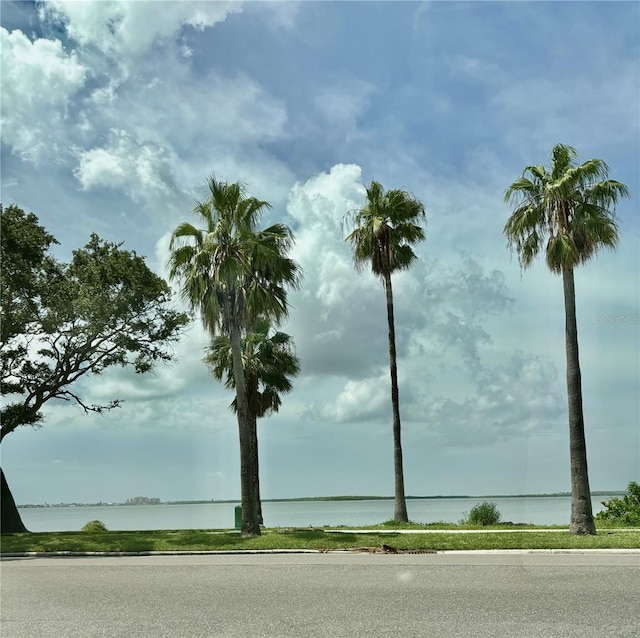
[
  {"left": 204, "top": 317, "right": 301, "bottom": 525},
  {"left": 169, "top": 177, "right": 300, "bottom": 536},
  {"left": 345, "top": 180, "right": 427, "bottom": 523},
  {"left": 504, "top": 144, "right": 630, "bottom": 535}
]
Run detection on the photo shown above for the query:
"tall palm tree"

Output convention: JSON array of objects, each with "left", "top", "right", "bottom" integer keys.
[
  {"left": 504, "top": 144, "right": 630, "bottom": 535},
  {"left": 204, "top": 317, "right": 301, "bottom": 525},
  {"left": 345, "top": 180, "right": 427, "bottom": 523},
  {"left": 169, "top": 177, "right": 300, "bottom": 536}
]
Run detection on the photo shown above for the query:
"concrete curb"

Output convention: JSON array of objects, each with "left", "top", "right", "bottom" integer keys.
[
  {"left": 1, "top": 549, "right": 320, "bottom": 557},
  {"left": 3, "top": 548, "right": 640, "bottom": 558}
]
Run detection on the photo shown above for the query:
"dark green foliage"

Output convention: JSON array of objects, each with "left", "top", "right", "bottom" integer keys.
[
  {"left": 462, "top": 501, "right": 502, "bottom": 526},
  {"left": 0, "top": 205, "right": 59, "bottom": 344},
  {"left": 595, "top": 482, "right": 640, "bottom": 527},
  {"left": 1, "top": 205, "right": 58, "bottom": 422},
  {"left": 81, "top": 520, "right": 109, "bottom": 533},
  {"left": 0, "top": 205, "right": 189, "bottom": 442}
]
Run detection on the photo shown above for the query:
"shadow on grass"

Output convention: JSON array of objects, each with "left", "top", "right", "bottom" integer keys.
[
  {"left": 1, "top": 531, "right": 158, "bottom": 553},
  {"left": 1, "top": 529, "right": 357, "bottom": 553}
]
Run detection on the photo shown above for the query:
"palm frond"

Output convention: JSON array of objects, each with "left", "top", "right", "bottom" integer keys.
[
  {"left": 504, "top": 176, "right": 534, "bottom": 205},
  {"left": 550, "top": 144, "right": 577, "bottom": 180},
  {"left": 192, "top": 200, "right": 214, "bottom": 231},
  {"left": 585, "top": 180, "right": 631, "bottom": 208},
  {"left": 169, "top": 222, "right": 202, "bottom": 249}
]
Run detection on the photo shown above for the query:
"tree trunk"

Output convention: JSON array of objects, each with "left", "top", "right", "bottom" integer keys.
[
  {"left": 562, "top": 267, "right": 596, "bottom": 535},
  {"left": 229, "top": 324, "right": 260, "bottom": 536},
  {"left": 1, "top": 467, "right": 29, "bottom": 533},
  {"left": 246, "top": 376, "right": 264, "bottom": 526},
  {"left": 250, "top": 413, "right": 263, "bottom": 525},
  {"left": 383, "top": 271, "right": 409, "bottom": 523}
]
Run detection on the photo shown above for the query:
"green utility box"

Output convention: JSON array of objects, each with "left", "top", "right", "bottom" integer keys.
[{"left": 234, "top": 505, "right": 242, "bottom": 530}]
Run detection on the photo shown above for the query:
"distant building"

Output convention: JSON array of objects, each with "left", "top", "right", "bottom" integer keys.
[{"left": 125, "top": 496, "right": 161, "bottom": 505}]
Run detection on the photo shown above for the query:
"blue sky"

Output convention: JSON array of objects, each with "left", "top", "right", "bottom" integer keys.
[{"left": 1, "top": 1, "right": 638, "bottom": 507}]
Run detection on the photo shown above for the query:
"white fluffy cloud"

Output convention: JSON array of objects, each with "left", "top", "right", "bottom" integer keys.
[
  {"left": 39, "top": 0, "right": 242, "bottom": 57},
  {"left": 4, "top": 3, "right": 292, "bottom": 220},
  {"left": 1, "top": 27, "right": 87, "bottom": 161},
  {"left": 30, "top": 15, "right": 289, "bottom": 211},
  {"left": 68, "top": 66, "right": 289, "bottom": 214},
  {"left": 288, "top": 163, "right": 367, "bottom": 308},
  {"left": 307, "top": 373, "right": 392, "bottom": 423},
  {"left": 74, "top": 129, "right": 178, "bottom": 203}
]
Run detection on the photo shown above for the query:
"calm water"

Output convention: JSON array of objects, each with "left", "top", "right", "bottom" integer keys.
[{"left": 17, "top": 496, "right": 614, "bottom": 532}]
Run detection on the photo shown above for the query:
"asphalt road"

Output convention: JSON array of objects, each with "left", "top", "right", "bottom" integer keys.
[{"left": 2, "top": 553, "right": 639, "bottom": 637}]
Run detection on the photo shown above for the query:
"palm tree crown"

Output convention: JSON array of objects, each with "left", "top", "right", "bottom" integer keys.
[
  {"left": 346, "top": 180, "right": 426, "bottom": 277},
  {"left": 503, "top": 144, "right": 629, "bottom": 273},
  {"left": 168, "top": 176, "right": 300, "bottom": 334}
]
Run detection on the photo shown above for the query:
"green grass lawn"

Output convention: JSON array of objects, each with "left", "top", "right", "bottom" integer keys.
[{"left": 1, "top": 526, "right": 638, "bottom": 554}]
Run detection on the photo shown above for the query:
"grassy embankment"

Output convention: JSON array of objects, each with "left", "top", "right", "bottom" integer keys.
[{"left": 2, "top": 522, "right": 639, "bottom": 554}]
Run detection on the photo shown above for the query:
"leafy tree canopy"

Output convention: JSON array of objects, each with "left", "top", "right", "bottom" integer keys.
[
  {"left": 1, "top": 204, "right": 59, "bottom": 346},
  {"left": 0, "top": 204, "right": 190, "bottom": 441}
]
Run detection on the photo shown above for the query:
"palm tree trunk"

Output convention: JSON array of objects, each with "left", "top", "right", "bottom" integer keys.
[
  {"left": 562, "top": 266, "right": 596, "bottom": 535},
  {"left": 250, "top": 413, "right": 264, "bottom": 525},
  {"left": 383, "top": 271, "right": 409, "bottom": 523},
  {"left": 1, "top": 467, "right": 29, "bottom": 533},
  {"left": 229, "top": 324, "right": 260, "bottom": 536},
  {"left": 246, "top": 377, "right": 263, "bottom": 525}
]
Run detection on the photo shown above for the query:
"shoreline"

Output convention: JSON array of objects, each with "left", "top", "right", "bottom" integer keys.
[{"left": 18, "top": 491, "right": 626, "bottom": 509}]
